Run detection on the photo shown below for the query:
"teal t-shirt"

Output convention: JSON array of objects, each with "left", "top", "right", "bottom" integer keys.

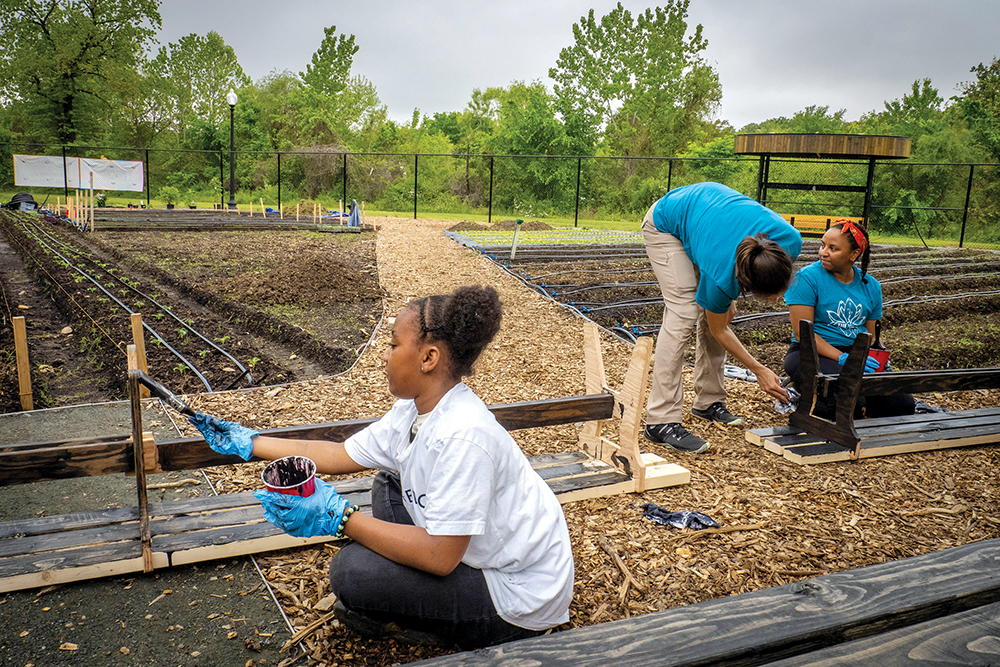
[
  {"left": 651, "top": 182, "right": 802, "bottom": 313},
  {"left": 784, "top": 261, "right": 883, "bottom": 346}
]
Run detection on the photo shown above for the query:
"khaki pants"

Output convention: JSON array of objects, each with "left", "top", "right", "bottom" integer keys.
[{"left": 642, "top": 207, "right": 727, "bottom": 424}]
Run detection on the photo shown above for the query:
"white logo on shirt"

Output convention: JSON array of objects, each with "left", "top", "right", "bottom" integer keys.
[{"left": 827, "top": 298, "right": 865, "bottom": 338}]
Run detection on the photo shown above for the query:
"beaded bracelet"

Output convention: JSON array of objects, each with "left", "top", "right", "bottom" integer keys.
[{"left": 334, "top": 505, "right": 359, "bottom": 539}]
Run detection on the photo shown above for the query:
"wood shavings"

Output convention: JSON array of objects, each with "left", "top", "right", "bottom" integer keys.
[{"left": 174, "top": 216, "right": 1000, "bottom": 666}]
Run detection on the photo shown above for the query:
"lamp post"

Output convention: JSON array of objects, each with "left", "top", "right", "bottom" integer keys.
[{"left": 226, "top": 89, "right": 238, "bottom": 210}]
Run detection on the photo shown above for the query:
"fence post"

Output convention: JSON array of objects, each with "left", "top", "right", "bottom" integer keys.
[
  {"left": 145, "top": 149, "right": 150, "bottom": 209},
  {"left": 342, "top": 153, "right": 347, "bottom": 208},
  {"left": 62, "top": 145, "right": 68, "bottom": 200},
  {"left": 667, "top": 158, "right": 673, "bottom": 193},
  {"left": 959, "top": 164, "right": 975, "bottom": 248},
  {"left": 220, "top": 151, "right": 224, "bottom": 210},
  {"left": 413, "top": 154, "right": 418, "bottom": 220},
  {"left": 488, "top": 156, "right": 494, "bottom": 224},
  {"left": 277, "top": 152, "right": 282, "bottom": 212},
  {"left": 574, "top": 157, "right": 582, "bottom": 228}
]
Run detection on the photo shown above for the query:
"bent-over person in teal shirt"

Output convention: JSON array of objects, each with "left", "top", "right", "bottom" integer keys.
[{"left": 642, "top": 182, "right": 802, "bottom": 453}]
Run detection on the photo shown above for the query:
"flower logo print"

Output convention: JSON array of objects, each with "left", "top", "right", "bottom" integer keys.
[{"left": 827, "top": 299, "right": 865, "bottom": 338}]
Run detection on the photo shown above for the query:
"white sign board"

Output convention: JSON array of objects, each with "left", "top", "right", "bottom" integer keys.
[{"left": 13, "top": 155, "right": 145, "bottom": 192}]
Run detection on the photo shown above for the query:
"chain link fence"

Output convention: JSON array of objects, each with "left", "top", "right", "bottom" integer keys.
[{"left": 2, "top": 142, "right": 997, "bottom": 248}]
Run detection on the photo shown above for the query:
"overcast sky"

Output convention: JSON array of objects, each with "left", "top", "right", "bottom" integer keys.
[{"left": 156, "top": 0, "right": 998, "bottom": 130}]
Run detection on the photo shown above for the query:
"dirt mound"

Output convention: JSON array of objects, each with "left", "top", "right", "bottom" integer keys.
[
  {"left": 449, "top": 220, "right": 555, "bottom": 232},
  {"left": 491, "top": 220, "right": 554, "bottom": 231},
  {"left": 447, "top": 221, "right": 490, "bottom": 232},
  {"left": 228, "top": 252, "right": 380, "bottom": 305}
]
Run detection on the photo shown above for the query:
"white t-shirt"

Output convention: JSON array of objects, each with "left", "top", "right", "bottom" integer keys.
[{"left": 344, "top": 383, "right": 574, "bottom": 630}]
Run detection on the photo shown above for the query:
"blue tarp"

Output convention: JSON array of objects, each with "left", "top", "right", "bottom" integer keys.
[{"left": 348, "top": 199, "right": 361, "bottom": 227}]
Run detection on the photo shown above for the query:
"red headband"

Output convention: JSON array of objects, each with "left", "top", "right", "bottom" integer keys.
[{"left": 837, "top": 219, "right": 868, "bottom": 253}]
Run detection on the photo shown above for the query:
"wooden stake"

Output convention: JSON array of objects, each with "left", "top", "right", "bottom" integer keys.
[
  {"left": 314, "top": 202, "right": 318, "bottom": 225},
  {"left": 13, "top": 316, "right": 32, "bottom": 411},
  {"left": 296, "top": 202, "right": 299, "bottom": 221},
  {"left": 89, "top": 172, "right": 95, "bottom": 232},
  {"left": 127, "top": 345, "right": 155, "bottom": 573},
  {"left": 249, "top": 200, "right": 253, "bottom": 217},
  {"left": 130, "top": 313, "right": 150, "bottom": 399},
  {"left": 579, "top": 322, "right": 608, "bottom": 461},
  {"left": 260, "top": 197, "right": 266, "bottom": 219}
]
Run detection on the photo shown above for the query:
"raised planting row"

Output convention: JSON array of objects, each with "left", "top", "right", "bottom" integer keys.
[
  {"left": 449, "top": 228, "right": 1000, "bottom": 372},
  {"left": 0, "top": 210, "right": 381, "bottom": 411}
]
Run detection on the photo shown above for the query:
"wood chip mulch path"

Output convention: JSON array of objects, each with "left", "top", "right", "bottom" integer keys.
[{"left": 178, "top": 216, "right": 1000, "bottom": 667}]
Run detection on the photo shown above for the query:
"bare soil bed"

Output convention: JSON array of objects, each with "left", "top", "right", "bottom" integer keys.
[
  {"left": 2, "top": 214, "right": 999, "bottom": 666},
  {"left": 0, "top": 211, "right": 381, "bottom": 411}
]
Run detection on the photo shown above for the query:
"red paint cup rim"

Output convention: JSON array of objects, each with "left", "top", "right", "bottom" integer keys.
[{"left": 261, "top": 456, "right": 317, "bottom": 497}]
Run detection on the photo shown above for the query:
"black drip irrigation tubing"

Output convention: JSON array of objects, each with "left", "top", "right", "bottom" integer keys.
[
  {"left": 28, "top": 220, "right": 254, "bottom": 387},
  {"left": 483, "top": 252, "right": 637, "bottom": 345},
  {"left": 19, "top": 222, "right": 215, "bottom": 391}
]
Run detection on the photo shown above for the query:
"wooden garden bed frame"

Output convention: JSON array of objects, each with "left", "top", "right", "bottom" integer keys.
[
  {"left": 0, "top": 324, "right": 688, "bottom": 593},
  {"left": 747, "top": 320, "right": 1000, "bottom": 463}
]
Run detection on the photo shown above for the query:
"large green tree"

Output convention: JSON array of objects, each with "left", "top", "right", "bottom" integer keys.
[
  {"left": 548, "top": 1, "right": 719, "bottom": 156},
  {"left": 147, "top": 30, "right": 250, "bottom": 140},
  {"left": 300, "top": 26, "right": 358, "bottom": 97},
  {"left": 0, "top": 0, "right": 161, "bottom": 143},
  {"left": 955, "top": 57, "right": 1000, "bottom": 163}
]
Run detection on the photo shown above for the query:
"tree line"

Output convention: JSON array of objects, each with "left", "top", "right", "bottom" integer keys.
[{"left": 1, "top": 0, "right": 999, "bottom": 227}]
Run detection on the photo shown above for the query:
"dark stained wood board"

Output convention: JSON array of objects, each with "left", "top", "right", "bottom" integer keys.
[
  {"left": 409, "top": 538, "right": 1000, "bottom": 667},
  {"left": 0, "top": 394, "right": 616, "bottom": 486},
  {"left": 759, "top": 599, "right": 1000, "bottom": 666},
  {"left": 0, "top": 447, "right": 672, "bottom": 592},
  {"left": 748, "top": 407, "right": 1000, "bottom": 464}
]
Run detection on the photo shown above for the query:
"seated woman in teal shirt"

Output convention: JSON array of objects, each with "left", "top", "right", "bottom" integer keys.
[{"left": 783, "top": 219, "right": 914, "bottom": 419}]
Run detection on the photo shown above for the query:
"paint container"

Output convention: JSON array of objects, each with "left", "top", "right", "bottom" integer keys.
[
  {"left": 868, "top": 348, "right": 890, "bottom": 373},
  {"left": 261, "top": 456, "right": 317, "bottom": 497}
]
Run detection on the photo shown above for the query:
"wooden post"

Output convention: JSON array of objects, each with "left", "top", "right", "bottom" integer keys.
[
  {"left": 314, "top": 202, "right": 318, "bottom": 225},
  {"left": 127, "top": 345, "right": 155, "bottom": 573},
  {"left": 361, "top": 201, "right": 365, "bottom": 219},
  {"left": 296, "top": 202, "right": 299, "bottom": 221},
  {"left": 339, "top": 199, "right": 343, "bottom": 217},
  {"left": 260, "top": 197, "right": 266, "bottom": 219},
  {"left": 579, "top": 322, "right": 609, "bottom": 461},
  {"left": 13, "top": 316, "right": 32, "bottom": 411},
  {"left": 89, "top": 172, "right": 95, "bottom": 232},
  {"left": 130, "top": 313, "right": 150, "bottom": 399},
  {"left": 618, "top": 336, "right": 653, "bottom": 491},
  {"left": 249, "top": 200, "right": 253, "bottom": 217}
]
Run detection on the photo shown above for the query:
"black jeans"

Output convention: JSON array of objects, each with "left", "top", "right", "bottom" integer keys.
[
  {"left": 329, "top": 471, "right": 543, "bottom": 649},
  {"left": 784, "top": 343, "right": 915, "bottom": 419}
]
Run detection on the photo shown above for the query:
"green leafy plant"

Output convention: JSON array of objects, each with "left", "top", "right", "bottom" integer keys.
[
  {"left": 176, "top": 328, "right": 189, "bottom": 340},
  {"left": 197, "top": 349, "right": 210, "bottom": 358},
  {"left": 214, "top": 335, "right": 231, "bottom": 344},
  {"left": 174, "top": 363, "right": 189, "bottom": 374},
  {"left": 248, "top": 357, "right": 261, "bottom": 369}
]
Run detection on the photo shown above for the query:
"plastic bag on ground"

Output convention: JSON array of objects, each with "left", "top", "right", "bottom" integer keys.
[{"left": 641, "top": 503, "right": 720, "bottom": 530}]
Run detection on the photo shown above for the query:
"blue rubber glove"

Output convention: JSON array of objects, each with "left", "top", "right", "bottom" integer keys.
[
  {"left": 836, "top": 352, "right": 879, "bottom": 373},
  {"left": 187, "top": 411, "right": 258, "bottom": 460},
  {"left": 254, "top": 478, "right": 354, "bottom": 538}
]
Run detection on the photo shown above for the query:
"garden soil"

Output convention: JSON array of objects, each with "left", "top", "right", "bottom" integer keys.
[{"left": 1, "top": 214, "right": 999, "bottom": 666}]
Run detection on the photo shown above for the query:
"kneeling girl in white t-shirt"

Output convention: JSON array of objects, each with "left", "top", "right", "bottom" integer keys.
[{"left": 188, "top": 285, "right": 574, "bottom": 648}]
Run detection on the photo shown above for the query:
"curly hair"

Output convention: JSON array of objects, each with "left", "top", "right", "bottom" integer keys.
[
  {"left": 407, "top": 285, "right": 503, "bottom": 379},
  {"left": 734, "top": 232, "right": 795, "bottom": 296},
  {"left": 831, "top": 220, "right": 872, "bottom": 284}
]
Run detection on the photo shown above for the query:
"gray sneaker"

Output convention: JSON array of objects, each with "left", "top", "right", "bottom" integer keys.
[
  {"left": 644, "top": 423, "right": 710, "bottom": 453},
  {"left": 692, "top": 402, "right": 743, "bottom": 426}
]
